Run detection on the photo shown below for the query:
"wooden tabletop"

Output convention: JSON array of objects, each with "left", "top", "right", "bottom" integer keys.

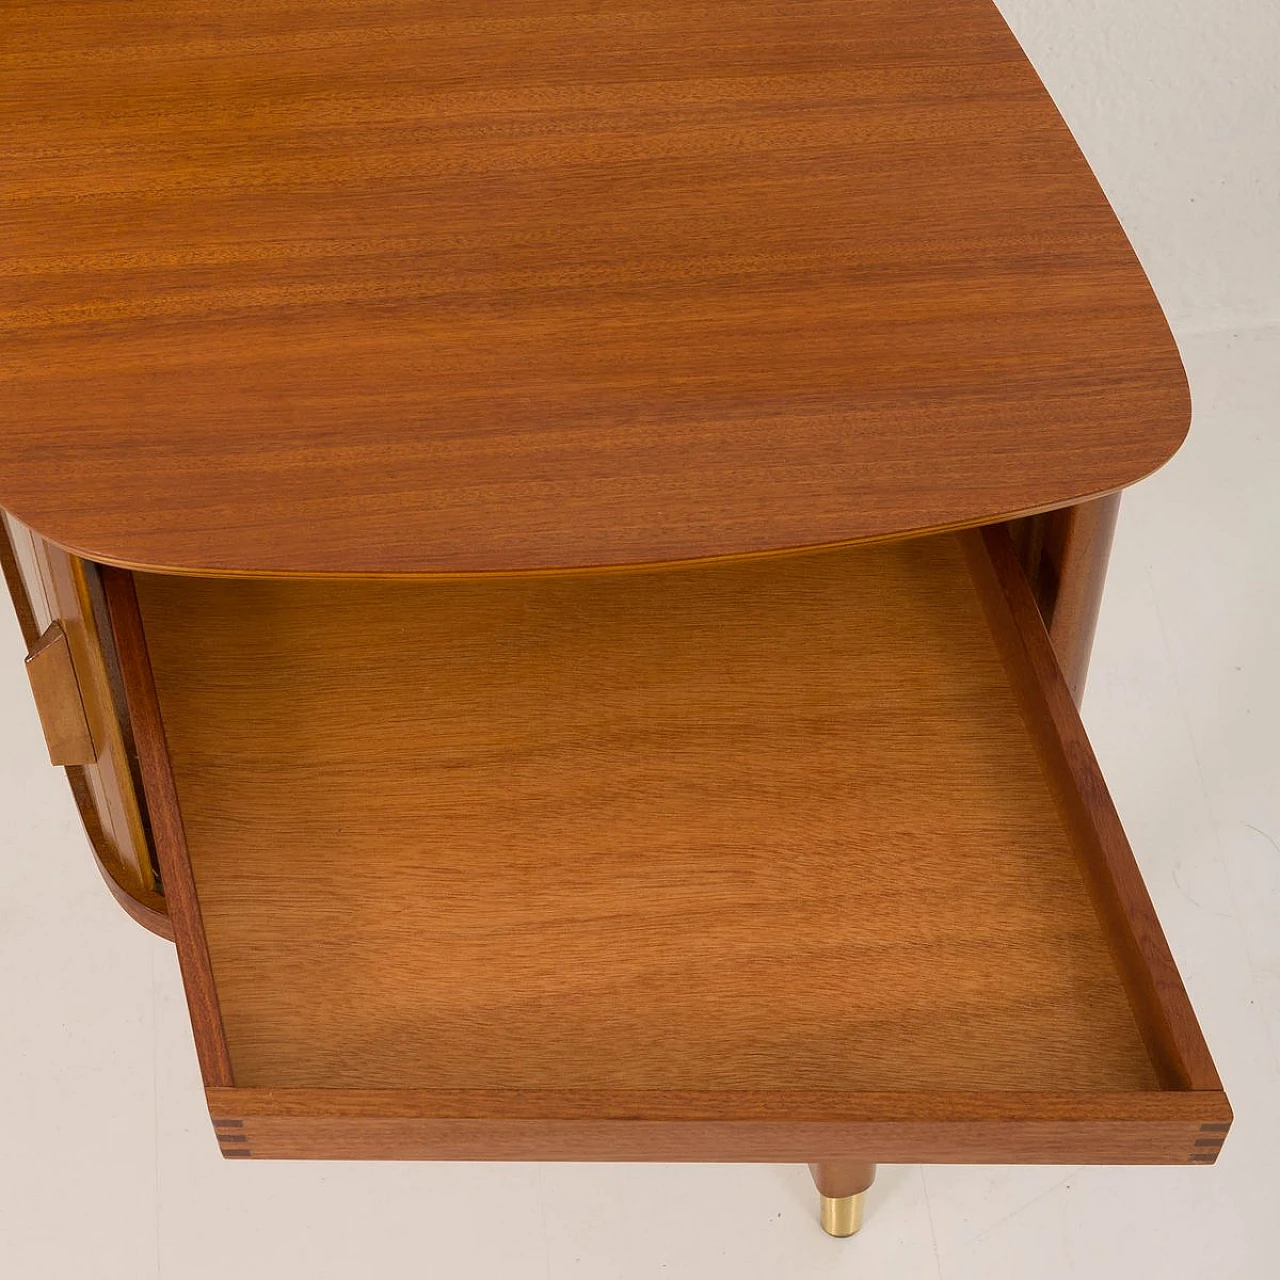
[{"left": 1, "top": 0, "right": 1188, "bottom": 576}]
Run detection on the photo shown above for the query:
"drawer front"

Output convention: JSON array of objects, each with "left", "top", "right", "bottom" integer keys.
[{"left": 102, "top": 528, "right": 1227, "bottom": 1163}]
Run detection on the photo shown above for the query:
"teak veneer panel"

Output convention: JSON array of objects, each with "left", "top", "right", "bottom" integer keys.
[
  {"left": 1, "top": 512, "right": 159, "bottom": 907},
  {"left": 24, "top": 624, "right": 96, "bottom": 767},
  {"left": 135, "top": 534, "right": 1163, "bottom": 1097},
  {"left": 1, "top": 0, "right": 1187, "bottom": 575},
  {"left": 204, "top": 1089, "right": 1230, "bottom": 1164}
]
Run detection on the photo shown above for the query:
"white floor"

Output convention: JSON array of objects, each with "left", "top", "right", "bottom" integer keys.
[{"left": 0, "top": 325, "right": 1276, "bottom": 1277}]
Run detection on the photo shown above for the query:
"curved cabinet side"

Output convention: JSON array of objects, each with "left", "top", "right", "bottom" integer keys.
[
  {"left": 1007, "top": 493, "right": 1122, "bottom": 706},
  {"left": 2, "top": 509, "right": 168, "bottom": 937}
]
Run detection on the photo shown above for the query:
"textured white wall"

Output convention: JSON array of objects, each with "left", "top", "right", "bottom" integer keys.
[{"left": 997, "top": 0, "right": 1280, "bottom": 335}]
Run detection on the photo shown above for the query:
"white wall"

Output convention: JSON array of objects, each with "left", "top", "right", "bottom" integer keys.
[{"left": 998, "top": 0, "right": 1280, "bottom": 335}]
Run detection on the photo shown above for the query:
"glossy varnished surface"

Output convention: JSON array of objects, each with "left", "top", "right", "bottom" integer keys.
[
  {"left": 202, "top": 1089, "right": 1229, "bottom": 1164},
  {"left": 2, "top": 0, "right": 1186, "bottom": 575},
  {"left": 135, "top": 535, "right": 1160, "bottom": 1094}
]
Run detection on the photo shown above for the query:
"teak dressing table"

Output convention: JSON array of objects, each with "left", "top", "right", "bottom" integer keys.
[{"left": 1, "top": 0, "right": 1228, "bottom": 1240}]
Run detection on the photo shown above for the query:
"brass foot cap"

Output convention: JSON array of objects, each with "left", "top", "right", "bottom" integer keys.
[{"left": 820, "top": 1191, "right": 865, "bottom": 1237}]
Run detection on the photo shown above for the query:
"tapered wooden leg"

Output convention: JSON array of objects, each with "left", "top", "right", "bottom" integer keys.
[{"left": 808, "top": 1162, "right": 876, "bottom": 1237}]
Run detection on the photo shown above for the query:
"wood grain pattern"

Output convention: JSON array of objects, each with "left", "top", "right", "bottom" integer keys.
[
  {"left": 84, "top": 834, "right": 173, "bottom": 942},
  {"left": 0, "top": 513, "right": 39, "bottom": 649},
  {"left": 968, "top": 527, "right": 1223, "bottom": 1093},
  {"left": 205, "top": 1088, "right": 1230, "bottom": 1164},
  {"left": 136, "top": 534, "right": 1162, "bottom": 1097},
  {"left": 809, "top": 1161, "right": 875, "bottom": 1198},
  {"left": 0, "top": 0, "right": 1186, "bottom": 575},
  {"left": 213, "top": 1117, "right": 253, "bottom": 1158},
  {"left": 24, "top": 624, "right": 97, "bottom": 766},
  {"left": 100, "top": 567, "right": 234, "bottom": 1085},
  {"left": 4, "top": 519, "right": 171, "bottom": 930},
  {"left": 2, "top": 512, "right": 158, "bottom": 899},
  {"left": 1044, "top": 494, "right": 1123, "bottom": 703}
]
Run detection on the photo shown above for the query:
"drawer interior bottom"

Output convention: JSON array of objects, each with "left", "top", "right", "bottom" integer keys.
[{"left": 132, "top": 532, "right": 1164, "bottom": 1098}]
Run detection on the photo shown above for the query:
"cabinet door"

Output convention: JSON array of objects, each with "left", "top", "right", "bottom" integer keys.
[{"left": 2, "top": 511, "right": 166, "bottom": 936}]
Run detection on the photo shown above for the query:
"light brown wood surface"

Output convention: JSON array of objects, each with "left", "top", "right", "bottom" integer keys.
[
  {"left": 2, "top": 512, "right": 157, "bottom": 900},
  {"left": 972, "top": 526, "right": 1221, "bottom": 1093},
  {"left": 1, "top": 1, "right": 1186, "bottom": 575},
  {"left": 1008, "top": 498, "right": 1121, "bottom": 703},
  {"left": 136, "top": 534, "right": 1162, "bottom": 1097},
  {"left": 1045, "top": 495, "right": 1123, "bottom": 702},
  {"left": 0, "top": 515, "right": 39, "bottom": 649},
  {"left": 83, "top": 836, "right": 173, "bottom": 942},
  {"left": 102, "top": 568, "right": 234, "bottom": 1085},
  {"left": 4, "top": 512, "right": 170, "bottom": 936},
  {"left": 202, "top": 1087, "right": 1229, "bottom": 1164},
  {"left": 810, "top": 1161, "right": 876, "bottom": 1198},
  {"left": 24, "top": 624, "right": 96, "bottom": 766}
]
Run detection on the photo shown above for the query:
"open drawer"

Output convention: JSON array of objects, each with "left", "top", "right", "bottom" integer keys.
[{"left": 100, "top": 527, "right": 1228, "bottom": 1164}]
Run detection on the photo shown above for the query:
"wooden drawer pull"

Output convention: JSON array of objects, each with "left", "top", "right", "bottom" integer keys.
[{"left": 24, "top": 622, "right": 97, "bottom": 766}]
